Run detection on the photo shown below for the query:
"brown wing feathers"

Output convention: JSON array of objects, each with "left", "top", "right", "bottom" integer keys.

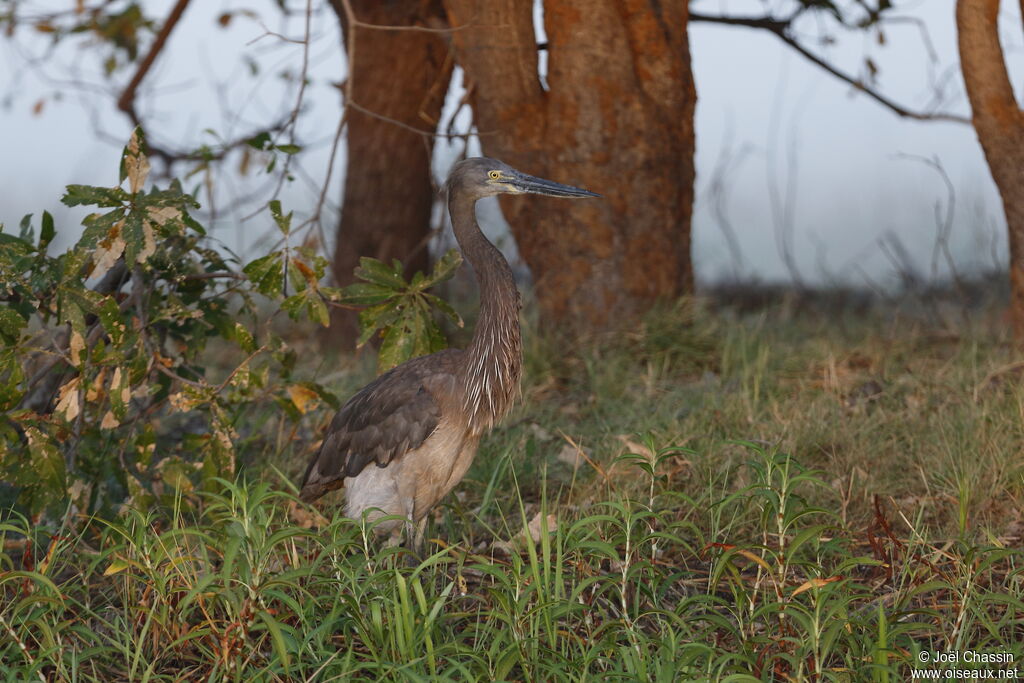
[{"left": 299, "top": 353, "right": 455, "bottom": 503}]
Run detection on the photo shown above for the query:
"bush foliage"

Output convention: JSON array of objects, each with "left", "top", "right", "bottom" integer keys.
[{"left": 0, "top": 131, "right": 458, "bottom": 520}]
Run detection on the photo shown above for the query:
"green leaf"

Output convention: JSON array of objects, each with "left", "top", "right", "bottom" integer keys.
[
  {"left": 78, "top": 209, "right": 125, "bottom": 250},
  {"left": 98, "top": 296, "right": 126, "bottom": 345},
  {"left": 258, "top": 610, "right": 291, "bottom": 673},
  {"left": 268, "top": 200, "right": 291, "bottom": 235},
  {"left": 337, "top": 282, "right": 396, "bottom": 307},
  {"left": 18, "top": 214, "right": 33, "bottom": 242},
  {"left": 309, "top": 294, "right": 329, "bottom": 327},
  {"left": 39, "top": 211, "right": 55, "bottom": 249},
  {"left": 0, "top": 349, "right": 25, "bottom": 410},
  {"left": 182, "top": 211, "right": 206, "bottom": 236},
  {"left": 275, "top": 143, "right": 302, "bottom": 155},
  {"left": 25, "top": 426, "right": 65, "bottom": 494},
  {"left": 233, "top": 322, "right": 256, "bottom": 353},
  {"left": 286, "top": 258, "right": 307, "bottom": 293},
  {"left": 0, "top": 308, "right": 27, "bottom": 342},
  {"left": 0, "top": 232, "right": 33, "bottom": 251},
  {"left": 354, "top": 256, "right": 406, "bottom": 289},
  {"left": 159, "top": 456, "right": 195, "bottom": 493},
  {"left": 378, "top": 319, "right": 415, "bottom": 373},
  {"left": 243, "top": 253, "right": 285, "bottom": 297},
  {"left": 421, "top": 248, "right": 463, "bottom": 288},
  {"left": 62, "top": 185, "right": 129, "bottom": 208},
  {"left": 110, "top": 366, "right": 131, "bottom": 419},
  {"left": 423, "top": 293, "right": 463, "bottom": 327},
  {"left": 121, "top": 211, "right": 150, "bottom": 265},
  {"left": 357, "top": 302, "right": 402, "bottom": 347},
  {"left": 422, "top": 313, "right": 447, "bottom": 354},
  {"left": 409, "top": 306, "right": 434, "bottom": 359},
  {"left": 281, "top": 292, "right": 306, "bottom": 320},
  {"left": 246, "top": 132, "right": 271, "bottom": 150}
]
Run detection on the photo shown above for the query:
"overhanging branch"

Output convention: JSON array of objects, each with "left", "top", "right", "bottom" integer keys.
[
  {"left": 115, "top": 0, "right": 291, "bottom": 166},
  {"left": 689, "top": 11, "right": 969, "bottom": 125}
]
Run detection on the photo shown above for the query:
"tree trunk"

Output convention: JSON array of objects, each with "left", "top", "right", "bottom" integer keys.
[
  {"left": 327, "top": 0, "right": 453, "bottom": 346},
  {"left": 442, "top": 0, "right": 696, "bottom": 329},
  {"left": 956, "top": 0, "right": 1024, "bottom": 339}
]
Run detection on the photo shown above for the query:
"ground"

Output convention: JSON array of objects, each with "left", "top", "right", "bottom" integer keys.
[{"left": 2, "top": 294, "right": 1023, "bottom": 680}]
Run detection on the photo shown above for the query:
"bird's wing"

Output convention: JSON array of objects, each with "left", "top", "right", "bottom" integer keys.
[{"left": 299, "top": 350, "right": 460, "bottom": 502}]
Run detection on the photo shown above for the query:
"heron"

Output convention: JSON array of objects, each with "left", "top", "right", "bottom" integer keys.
[{"left": 298, "top": 157, "right": 598, "bottom": 547}]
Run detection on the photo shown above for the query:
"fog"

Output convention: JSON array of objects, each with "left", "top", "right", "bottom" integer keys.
[{"left": 2, "top": 0, "right": 1022, "bottom": 289}]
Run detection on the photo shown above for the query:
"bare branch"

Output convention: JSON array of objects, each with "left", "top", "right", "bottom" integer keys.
[
  {"left": 689, "top": 11, "right": 970, "bottom": 125},
  {"left": 117, "top": 0, "right": 192, "bottom": 123},
  {"left": 111, "top": 0, "right": 291, "bottom": 167}
]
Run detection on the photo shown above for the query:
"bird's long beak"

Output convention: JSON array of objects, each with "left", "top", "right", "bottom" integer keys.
[{"left": 511, "top": 171, "right": 601, "bottom": 198}]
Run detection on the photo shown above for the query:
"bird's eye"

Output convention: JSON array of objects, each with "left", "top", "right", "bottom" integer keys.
[{"left": 488, "top": 170, "right": 501, "bottom": 180}]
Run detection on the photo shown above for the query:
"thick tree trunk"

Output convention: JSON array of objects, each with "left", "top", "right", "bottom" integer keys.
[
  {"left": 956, "top": 0, "right": 1024, "bottom": 339},
  {"left": 442, "top": 0, "right": 696, "bottom": 329},
  {"left": 327, "top": 0, "right": 453, "bottom": 346}
]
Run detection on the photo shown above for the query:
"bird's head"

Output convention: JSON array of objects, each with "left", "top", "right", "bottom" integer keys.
[{"left": 447, "top": 157, "right": 600, "bottom": 201}]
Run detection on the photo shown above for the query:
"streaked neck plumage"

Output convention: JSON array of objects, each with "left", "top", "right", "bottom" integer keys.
[{"left": 448, "top": 190, "right": 523, "bottom": 434}]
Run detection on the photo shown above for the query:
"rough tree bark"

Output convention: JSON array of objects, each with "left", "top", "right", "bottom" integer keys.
[
  {"left": 441, "top": 0, "right": 696, "bottom": 329},
  {"left": 327, "top": 0, "right": 453, "bottom": 346},
  {"left": 956, "top": 0, "right": 1024, "bottom": 339}
]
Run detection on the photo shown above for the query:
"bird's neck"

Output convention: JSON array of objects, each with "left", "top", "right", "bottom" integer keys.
[{"left": 449, "top": 192, "right": 523, "bottom": 434}]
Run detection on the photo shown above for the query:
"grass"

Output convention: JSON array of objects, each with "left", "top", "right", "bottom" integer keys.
[{"left": 3, "top": 297, "right": 1024, "bottom": 681}]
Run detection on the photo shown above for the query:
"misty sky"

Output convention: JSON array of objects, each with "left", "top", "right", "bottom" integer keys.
[{"left": 2, "top": 0, "right": 1023, "bottom": 288}]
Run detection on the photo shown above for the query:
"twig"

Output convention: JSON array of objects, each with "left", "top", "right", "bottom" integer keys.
[
  {"left": 893, "top": 153, "right": 961, "bottom": 290},
  {"left": 117, "top": 0, "right": 193, "bottom": 123},
  {"left": 113, "top": 0, "right": 290, "bottom": 166},
  {"left": 154, "top": 362, "right": 205, "bottom": 388},
  {"left": 346, "top": 100, "right": 468, "bottom": 139},
  {"left": 293, "top": 109, "right": 348, "bottom": 240},
  {"left": 266, "top": 0, "right": 315, "bottom": 203},
  {"left": 346, "top": 17, "right": 462, "bottom": 34},
  {"left": 179, "top": 271, "right": 248, "bottom": 282},
  {"left": 689, "top": 11, "right": 969, "bottom": 124}
]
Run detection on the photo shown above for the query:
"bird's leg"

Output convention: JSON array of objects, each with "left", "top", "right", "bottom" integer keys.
[{"left": 412, "top": 517, "right": 428, "bottom": 553}]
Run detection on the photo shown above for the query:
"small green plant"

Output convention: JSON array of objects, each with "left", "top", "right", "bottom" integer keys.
[
  {"left": 0, "top": 130, "right": 460, "bottom": 521},
  {"left": 338, "top": 251, "right": 464, "bottom": 374}
]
